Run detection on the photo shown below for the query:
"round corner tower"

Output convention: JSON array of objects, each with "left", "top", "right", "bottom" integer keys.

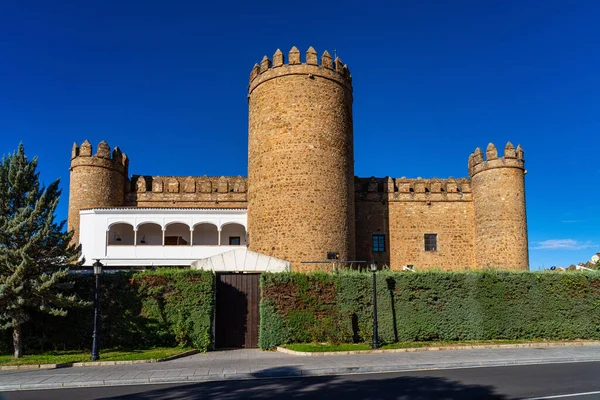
[
  {"left": 469, "top": 142, "right": 529, "bottom": 270},
  {"left": 68, "top": 140, "right": 128, "bottom": 245},
  {"left": 247, "top": 46, "right": 355, "bottom": 270}
]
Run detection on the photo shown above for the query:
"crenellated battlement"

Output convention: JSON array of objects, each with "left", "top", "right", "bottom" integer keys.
[
  {"left": 70, "top": 140, "right": 128, "bottom": 175},
  {"left": 125, "top": 175, "right": 247, "bottom": 208},
  {"left": 468, "top": 142, "right": 525, "bottom": 177},
  {"left": 248, "top": 46, "right": 352, "bottom": 94},
  {"left": 130, "top": 175, "right": 247, "bottom": 194},
  {"left": 355, "top": 176, "right": 472, "bottom": 202}
]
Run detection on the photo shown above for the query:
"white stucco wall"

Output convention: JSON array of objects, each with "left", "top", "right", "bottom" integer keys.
[{"left": 79, "top": 208, "right": 248, "bottom": 267}]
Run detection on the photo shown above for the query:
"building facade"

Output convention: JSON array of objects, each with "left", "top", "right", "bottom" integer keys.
[{"left": 68, "top": 46, "right": 529, "bottom": 271}]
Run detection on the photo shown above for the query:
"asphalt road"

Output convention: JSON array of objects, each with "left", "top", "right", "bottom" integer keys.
[{"left": 1, "top": 361, "right": 600, "bottom": 400}]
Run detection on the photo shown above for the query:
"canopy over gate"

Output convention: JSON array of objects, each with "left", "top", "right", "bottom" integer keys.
[{"left": 191, "top": 248, "right": 290, "bottom": 272}]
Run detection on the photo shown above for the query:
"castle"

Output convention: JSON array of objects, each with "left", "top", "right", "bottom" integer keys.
[{"left": 68, "top": 46, "right": 529, "bottom": 272}]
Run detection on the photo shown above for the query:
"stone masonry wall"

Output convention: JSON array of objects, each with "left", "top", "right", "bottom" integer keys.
[
  {"left": 355, "top": 200, "right": 390, "bottom": 267},
  {"left": 470, "top": 143, "right": 528, "bottom": 270},
  {"left": 68, "top": 140, "right": 128, "bottom": 245},
  {"left": 355, "top": 177, "right": 475, "bottom": 270},
  {"left": 247, "top": 47, "right": 355, "bottom": 271},
  {"left": 388, "top": 201, "right": 475, "bottom": 270},
  {"left": 125, "top": 175, "right": 247, "bottom": 208}
]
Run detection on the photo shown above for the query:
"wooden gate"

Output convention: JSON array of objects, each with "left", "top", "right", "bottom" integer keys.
[{"left": 215, "top": 273, "right": 260, "bottom": 349}]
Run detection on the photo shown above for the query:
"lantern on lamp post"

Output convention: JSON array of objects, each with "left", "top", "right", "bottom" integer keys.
[
  {"left": 370, "top": 260, "right": 379, "bottom": 349},
  {"left": 90, "top": 259, "right": 103, "bottom": 361}
]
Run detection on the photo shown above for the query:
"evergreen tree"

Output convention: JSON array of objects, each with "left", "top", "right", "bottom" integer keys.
[{"left": 0, "top": 144, "right": 86, "bottom": 358}]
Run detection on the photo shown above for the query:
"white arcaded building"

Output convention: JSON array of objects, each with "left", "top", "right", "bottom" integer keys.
[{"left": 78, "top": 207, "right": 289, "bottom": 272}]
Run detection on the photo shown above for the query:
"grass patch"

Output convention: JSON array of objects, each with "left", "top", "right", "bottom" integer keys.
[
  {"left": 0, "top": 346, "right": 193, "bottom": 366},
  {"left": 380, "top": 339, "right": 549, "bottom": 350},
  {"left": 283, "top": 339, "right": 580, "bottom": 353},
  {"left": 283, "top": 343, "right": 373, "bottom": 352}
]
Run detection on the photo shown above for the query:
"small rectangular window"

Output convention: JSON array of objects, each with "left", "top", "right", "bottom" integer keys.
[
  {"left": 229, "top": 236, "right": 241, "bottom": 246},
  {"left": 424, "top": 234, "right": 437, "bottom": 251},
  {"left": 372, "top": 234, "right": 385, "bottom": 253}
]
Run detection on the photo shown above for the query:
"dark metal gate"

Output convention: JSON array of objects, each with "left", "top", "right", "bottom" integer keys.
[{"left": 215, "top": 273, "right": 260, "bottom": 349}]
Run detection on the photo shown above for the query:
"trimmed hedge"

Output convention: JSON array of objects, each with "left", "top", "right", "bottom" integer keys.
[
  {"left": 0, "top": 269, "right": 215, "bottom": 354},
  {"left": 259, "top": 270, "right": 600, "bottom": 349}
]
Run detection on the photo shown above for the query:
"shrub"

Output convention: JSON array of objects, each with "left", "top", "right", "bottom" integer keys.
[
  {"left": 0, "top": 269, "right": 215, "bottom": 354},
  {"left": 259, "top": 270, "right": 600, "bottom": 350}
]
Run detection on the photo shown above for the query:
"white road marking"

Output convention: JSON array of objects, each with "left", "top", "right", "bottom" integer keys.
[{"left": 524, "top": 390, "right": 600, "bottom": 399}]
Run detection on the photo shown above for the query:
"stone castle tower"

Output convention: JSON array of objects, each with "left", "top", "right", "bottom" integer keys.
[
  {"left": 247, "top": 47, "right": 355, "bottom": 269},
  {"left": 68, "top": 140, "right": 128, "bottom": 245},
  {"left": 469, "top": 142, "right": 528, "bottom": 270}
]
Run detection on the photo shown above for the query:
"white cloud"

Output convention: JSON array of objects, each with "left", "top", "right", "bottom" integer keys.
[{"left": 532, "top": 239, "right": 598, "bottom": 250}]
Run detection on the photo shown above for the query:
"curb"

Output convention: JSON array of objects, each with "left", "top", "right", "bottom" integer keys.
[
  {"left": 0, "top": 350, "right": 200, "bottom": 371},
  {"left": 3, "top": 356, "right": 600, "bottom": 391},
  {"left": 276, "top": 341, "right": 600, "bottom": 356},
  {"left": 156, "top": 350, "right": 200, "bottom": 362}
]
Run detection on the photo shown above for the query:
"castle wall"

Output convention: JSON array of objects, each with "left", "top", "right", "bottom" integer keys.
[
  {"left": 247, "top": 47, "right": 355, "bottom": 270},
  {"left": 388, "top": 201, "right": 475, "bottom": 270},
  {"left": 355, "top": 200, "right": 390, "bottom": 267},
  {"left": 125, "top": 175, "right": 247, "bottom": 208},
  {"left": 355, "top": 177, "right": 476, "bottom": 271}
]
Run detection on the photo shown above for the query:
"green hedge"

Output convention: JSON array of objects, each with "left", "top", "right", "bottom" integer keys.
[
  {"left": 0, "top": 269, "right": 215, "bottom": 354},
  {"left": 259, "top": 270, "right": 600, "bottom": 349}
]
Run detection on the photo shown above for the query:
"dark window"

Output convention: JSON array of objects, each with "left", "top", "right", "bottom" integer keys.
[
  {"left": 424, "top": 234, "right": 437, "bottom": 251},
  {"left": 372, "top": 234, "right": 385, "bottom": 253},
  {"left": 229, "top": 236, "right": 241, "bottom": 245}
]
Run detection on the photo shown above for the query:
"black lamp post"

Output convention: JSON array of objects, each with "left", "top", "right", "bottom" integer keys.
[
  {"left": 91, "top": 259, "right": 103, "bottom": 361},
  {"left": 370, "top": 260, "right": 379, "bottom": 349}
]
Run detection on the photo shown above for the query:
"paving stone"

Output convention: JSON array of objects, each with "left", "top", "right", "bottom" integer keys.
[
  {"left": 132, "top": 372, "right": 154, "bottom": 379},
  {"left": 193, "top": 368, "right": 210, "bottom": 375},
  {"left": 18, "top": 383, "right": 65, "bottom": 390}
]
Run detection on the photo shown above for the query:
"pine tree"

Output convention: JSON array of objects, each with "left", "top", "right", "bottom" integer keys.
[{"left": 0, "top": 143, "right": 87, "bottom": 358}]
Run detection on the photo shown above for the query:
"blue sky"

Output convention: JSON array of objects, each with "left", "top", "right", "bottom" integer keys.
[{"left": 1, "top": 0, "right": 598, "bottom": 269}]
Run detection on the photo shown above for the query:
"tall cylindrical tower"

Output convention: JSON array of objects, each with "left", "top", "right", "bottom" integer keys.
[
  {"left": 68, "top": 140, "right": 128, "bottom": 245},
  {"left": 247, "top": 46, "right": 355, "bottom": 270},
  {"left": 469, "top": 142, "right": 529, "bottom": 270}
]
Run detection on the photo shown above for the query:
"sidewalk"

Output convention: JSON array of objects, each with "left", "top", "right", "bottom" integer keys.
[{"left": 1, "top": 346, "right": 600, "bottom": 391}]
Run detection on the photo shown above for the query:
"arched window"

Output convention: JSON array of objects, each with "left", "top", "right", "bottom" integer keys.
[
  {"left": 192, "top": 223, "right": 219, "bottom": 245},
  {"left": 137, "top": 223, "right": 162, "bottom": 245},
  {"left": 221, "top": 223, "right": 247, "bottom": 246},
  {"left": 164, "top": 223, "right": 191, "bottom": 246},
  {"left": 108, "top": 223, "right": 134, "bottom": 245}
]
